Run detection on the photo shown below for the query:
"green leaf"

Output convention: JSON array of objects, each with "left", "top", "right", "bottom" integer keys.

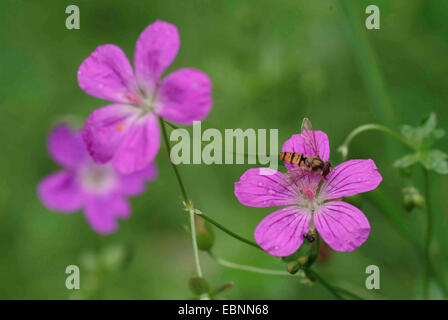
[
  {"left": 394, "top": 149, "right": 448, "bottom": 174},
  {"left": 400, "top": 113, "right": 445, "bottom": 150},
  {"left": 393, "top": 153, "right": 420, "bottom": 168},
  {"left": 420, "top": 150, "right": 448, "bottom": 174}
]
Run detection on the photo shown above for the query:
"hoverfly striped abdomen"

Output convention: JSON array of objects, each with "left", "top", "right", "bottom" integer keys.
[{"left": 280, "top": 152, "right": 304, "bottom": 165}]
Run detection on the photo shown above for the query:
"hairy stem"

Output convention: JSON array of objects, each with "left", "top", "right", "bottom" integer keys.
[
  {"left": 210, "top": 254, "right": 290, "bottom": 276},
  {"left": 159, "top": 118, "right": 202, "bottom": 277}
]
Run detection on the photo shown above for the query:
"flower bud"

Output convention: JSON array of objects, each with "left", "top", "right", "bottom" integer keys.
[
  {"left": 194, "top": 215, "right": 215, "bottom": 251},
  {"left": 402, "top": 186, "right": 425, "bottom": 211},
  {"left": 189, "top": 277, "right": 210, "bottom": 296},
  {"left": 287, "top": 256, "right": 308, "bottom": 274}
]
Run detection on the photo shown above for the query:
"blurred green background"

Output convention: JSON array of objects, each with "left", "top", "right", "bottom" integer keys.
[{"left": 1, "top": 0, "right": 447, "bottom": 299}]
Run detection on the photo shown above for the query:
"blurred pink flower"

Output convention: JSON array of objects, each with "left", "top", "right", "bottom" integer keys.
[
  {"left": 37, "top": 125, "right": 157, "bottom": 234},
  {"left": 234, "top": 131, "right": 382, "bottom": 257},
  {"left": 78, "top": 20, "right": 212, "bottom": 174}
]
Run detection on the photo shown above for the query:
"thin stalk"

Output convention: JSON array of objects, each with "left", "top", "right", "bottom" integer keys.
[
  {"left": 338, "top": 124, "right": 415, "bottom": 160},
  {"left": 422, "top": 169, "right": 433, "bottom": 299},
  {"left": 195, "top": 213, "right": 262, "bottom": 251},
  {"left": 160, "top": 118, "right": 363, "bottom": 300},
  {"left": 189, "top": 209, "right": 203, "bottom": 277},
  {"left": 306, "top": 269, "right": 344, "bottom": 300},
  {"left": 159, "top": 117, "right": 202, "bottom": 277},
  {"left": 211, "top": 255, "right": 290, "bottom": 276},
  {"left": 210, "top": 253, "right": 364, "bottom": 300}
]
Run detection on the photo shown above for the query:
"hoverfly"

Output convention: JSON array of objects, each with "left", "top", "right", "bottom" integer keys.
[{"left": 280, "top": 118, "right": 332, "bottom": 179}]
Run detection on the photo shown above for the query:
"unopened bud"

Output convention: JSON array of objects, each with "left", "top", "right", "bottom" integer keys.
[
  {"left": 287, "top": 257, "right": 307, "bottom": 274},
  {"left": 402, "top": 186, "right": 425, "bottom": 211},
  {"left": 189, "top": 277, "right": 210, "bottom": 296},
  {"left": 194, "top": 215, "right": 215, "bottom": 251}
]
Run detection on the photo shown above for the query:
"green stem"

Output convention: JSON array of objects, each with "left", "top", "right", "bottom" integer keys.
[
  {"left": 338, "top": 124, "right": 415, "bottom": 160},
  {"left": 160, "top": 118, "right": 363, "bottom": 300},
  {"left": 422, "top": 169, "right": 433, "bottom": 299},
  {"left": 195, "top": 213, "right": 262, "bottom": 251},
  {"left": 189, "top": 209, "right": 203, "bottom": 277},
  {"left": 210, "top": 253, "right": 363, "bottom": 300},
  {"left": 210, "top": 254, "right": 290, "bottom": 276},
  {"left": 159, "top": 118, "right": 202, "bottom": 277},
  {"left": 306, "top": 269, "right": 344, "bottom": 300},
  {"left": 159, "top": 118, "right": 189, "bottom": 201}
]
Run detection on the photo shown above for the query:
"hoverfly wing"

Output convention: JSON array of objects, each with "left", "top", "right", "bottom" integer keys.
[
  {"left": 301, "top": 117, "right": 321, "bottom": 158},
  {"left": 279, "top": 167, "right": 308, "bottom": 188}
]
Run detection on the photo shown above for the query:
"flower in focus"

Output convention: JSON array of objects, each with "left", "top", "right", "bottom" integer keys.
[
  {"left": 37, "top": 124, "right": 157, "bottom": 234},
  {"left": 78, "top": 20, "right": 212, "bottom": 174},
  {"left": 234, "top": 131, "right": 382, "bottom": 257}
]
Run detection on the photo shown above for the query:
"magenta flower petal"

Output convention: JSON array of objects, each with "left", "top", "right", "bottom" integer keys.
[
  {"left": 48, "top": 124, "right": 86, "bottom": 168},
  {"left": 155, "top": 68, "right": 212, "bottom": 125},
  {"left": 112, "top": 113, "right": 160, "bottom": 174},
  {"left": 118, "top": 162, "right": 158, "bottom": 196},
  {"left": 281, "top": 131, "right": 330, "bottom": 162},
  {"left": 37, "top": 171, "right": 84, "bottom": 212},
  {"left": 134, "top": 20, "right": 180, "bottom": 94},
  {"left": 235, "top": 168, "right": 298, "bottom": 208},
  {"left": 320, "top": 159, "right": 382, "bottom": 200},
  {"left": 83, "top": 104, "right": 139, "bottom": 164},
  {"left": 85, "top": 195, "right": 130, "bottom": 234},
  {"left": 78, "top": 45, "right": 141, "bottom": 104},
  {"left": 314, "top": 201, "right": 370, "bottom": 251},
  {"left": 255, "top": 206, "right": 311, "bottom": 257}
]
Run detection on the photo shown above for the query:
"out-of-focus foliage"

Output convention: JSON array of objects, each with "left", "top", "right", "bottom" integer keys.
[
  {"left": 0, "top": 0, "right": 448, "bottom": 299},
  {"left": 394, "top": 114, "right": 448, "bottom": 174}
]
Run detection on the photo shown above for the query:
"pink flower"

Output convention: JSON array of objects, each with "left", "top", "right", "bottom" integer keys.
[
  {"left": 234, "top": 131, "right": 382, "bottom": 257},
  {"left": 37, "top": 124, "right": 157, "bottom": 234},
  {"left": 78, "top": 20, "right": 212, "bottom": 174}
]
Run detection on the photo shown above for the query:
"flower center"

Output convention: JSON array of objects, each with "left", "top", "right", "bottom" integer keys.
[
  {"left": 80, "top": 163, "right": 117, "bottom": 194},
  {"left": 136, "top": 87, "right": 157, "bottom": 113}
]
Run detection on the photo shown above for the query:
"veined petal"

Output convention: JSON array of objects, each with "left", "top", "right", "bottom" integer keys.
[
  {"left": 78, "top": 45, "right": 141, "bottom": 104},
  {"left": 84, "top": 195, "right": 130, "bottom": 234},
  {"left": 155, "top": 68, "right": 212, "bottom": 124},
  {"left": 37, "top": 171, "right": 84, "bottom": 212},
  {"left": 314, "top": 201, "right": 370, "bottom": 252},
  {"left": 112, "top": 113, "right": 161, "bottom": 174},
  {"left": 255, "top": 206, "right": 311, "bottom": 257},
  {"left": 234, "top": 168, "right": 299, "bottom": 208},
  {"left": 118, "top": 162, "right": 158, "bottom": 196},
  {"left": 281, "top": 131, "right": 330, "bottom": 170},
  {"left": 320, "top": 159, "right": 382, "bottom": 200},
  {"left": 134, "top": 20, "right": 180, "bottom": 94},
  {"left": 48, "top": 124, "right": 86, "bottom": 168},
  {"left": 83, "top": 104, "right": 140, "bottom": 165}
]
